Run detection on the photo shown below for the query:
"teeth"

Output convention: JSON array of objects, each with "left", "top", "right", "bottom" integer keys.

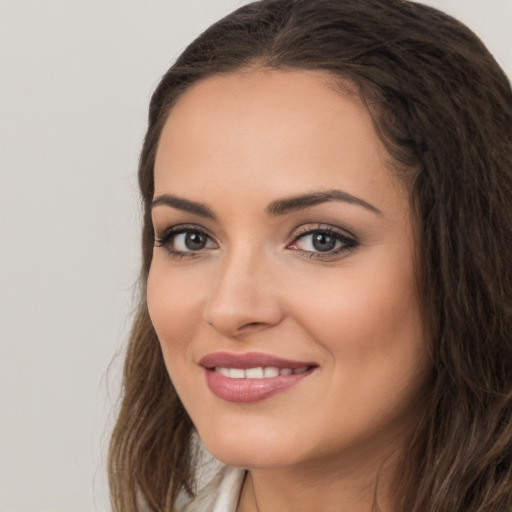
[
  {"left": 215, "top": 366, "right": 309, "bottom": 378},
  {"left": 264, "top": 367, "right": 280, "bottom": 378},
  {"left": 218, "top": 367, "right": 230, "bottom": 377},
  {"left": 246, "top": 367, "right": 264, "bottom": 378},
  {"left": 229, "top": 368, "right": 246, "bottom": 379}
]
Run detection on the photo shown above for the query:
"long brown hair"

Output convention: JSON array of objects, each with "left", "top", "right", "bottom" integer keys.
[{"left": 109, "top": 1, "right": 512, "bottom": 510}]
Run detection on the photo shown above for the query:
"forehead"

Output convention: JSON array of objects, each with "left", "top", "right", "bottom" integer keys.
[{"left": 154, "top": 68, "right": 404, "bottom": 211}]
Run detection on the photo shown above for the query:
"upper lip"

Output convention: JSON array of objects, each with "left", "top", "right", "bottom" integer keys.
[{"left": 199, "top": 351, "right": 318, "bottom": 370}]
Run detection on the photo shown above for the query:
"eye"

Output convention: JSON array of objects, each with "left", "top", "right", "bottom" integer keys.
[
  {"left": 173, "top": 231, "right": 211, "bottom": 251},
  {"left": 155, "top": 225, "right": 217, "bottom": 258},
  {"left": 288, "top": 226, "right": 357, "bottom": 258}
]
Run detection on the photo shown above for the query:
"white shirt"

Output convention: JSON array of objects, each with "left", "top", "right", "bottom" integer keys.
[{"left": 180, "top": 466, "right": 246, "bottom": 512}]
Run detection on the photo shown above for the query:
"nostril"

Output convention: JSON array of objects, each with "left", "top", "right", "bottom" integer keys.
[
  {"left": 239, "top": 321, "right": 267, "bottom": 331},
  {"left": 202, "top": 280, "right": 284, "bottom": 336}
]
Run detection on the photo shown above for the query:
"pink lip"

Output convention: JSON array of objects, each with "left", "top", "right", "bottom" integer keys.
[
  {"left": 199, "top": 351, "right": 318, "bottom": 403},
  {"left": 199, "top": 351, "right": 316, "bottom": 370}
]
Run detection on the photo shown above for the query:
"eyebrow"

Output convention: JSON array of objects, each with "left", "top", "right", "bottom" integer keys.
[
  {"left": 152, "top": 194, "right": 217, "bottom": 219},
  {"left": 151, "top": 189, "right": 381, "bottom": 218},
  {"left": 266, "top": 189, "right": 382, "bottom": 216}
]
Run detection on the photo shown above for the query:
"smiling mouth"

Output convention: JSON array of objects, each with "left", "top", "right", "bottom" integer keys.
[
  {"left": 213, "top": 366, "right": 310, "bottom": 379},
  {"left": 199, "top": 352, "right": 318, "bottom": 402}
]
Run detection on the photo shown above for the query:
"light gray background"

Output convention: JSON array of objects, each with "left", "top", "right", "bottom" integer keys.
[{"left": 1, "top": 1, "right": 511, "bottom": 511}]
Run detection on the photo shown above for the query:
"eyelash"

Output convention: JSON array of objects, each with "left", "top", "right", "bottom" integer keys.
[
  {"left": 290, "top": 225, "right": 358, "bottom": 259},
  {"left": 154, "top": 223, "right": 358, "bottom": 260},
  {"left": 154, "top": 224, "right": 214, "bottom": 260}
]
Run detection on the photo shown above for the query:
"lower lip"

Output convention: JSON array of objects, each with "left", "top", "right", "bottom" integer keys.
[{"left": 203, "top": 368, "right": 315, "bottom": 403}]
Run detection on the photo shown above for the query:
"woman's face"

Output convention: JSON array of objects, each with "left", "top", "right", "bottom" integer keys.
[{"left": 148, "top": 69, "right": 431, "bottom": 471}]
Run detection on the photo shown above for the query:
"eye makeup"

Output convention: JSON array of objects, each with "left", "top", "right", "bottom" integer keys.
[
  {"left": 287, "top": 223, "right": 358, "bottom": 259},
  {"left": 154, "top": 222, "right": 359, "bottom": 261},
  {"left": 154, "top": 223, "right": 218, "bottom": 260}
]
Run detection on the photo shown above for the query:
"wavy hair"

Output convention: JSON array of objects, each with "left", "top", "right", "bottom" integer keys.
[{"left": 109, "top": 1, "right": 512, "bottom": 510}]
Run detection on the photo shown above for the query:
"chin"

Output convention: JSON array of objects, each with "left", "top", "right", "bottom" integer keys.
[{"left": 197, "top": 422, "right": 301, "bottom": 469}]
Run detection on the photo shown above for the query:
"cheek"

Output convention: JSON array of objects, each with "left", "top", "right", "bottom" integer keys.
[
  {"left": 294, "top": 265, "right": 420, "bottom": 344},
  {"left": 146, "top": 262, "right": 210, "bottom": 412},
  {"left": 146, "top": 262, "right": 203, "bottom": 361},
  {"left": 287, "top": 256, "right": 426, "bottom": 394},
  {"left": 288, "top": 265, "right": 428, "bottom": 445}
]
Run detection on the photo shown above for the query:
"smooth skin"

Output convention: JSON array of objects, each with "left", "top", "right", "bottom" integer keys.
[{"left": 147, "top": 68, "right": 431, "bottom": 512}]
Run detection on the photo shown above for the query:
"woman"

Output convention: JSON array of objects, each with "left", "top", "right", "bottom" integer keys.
[{"left": 109, "top": 1, "right": 512, "bottom": 511}]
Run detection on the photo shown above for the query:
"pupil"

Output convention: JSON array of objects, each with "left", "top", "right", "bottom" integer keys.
[
  {"left": 313, "top": 233, "right": 336, "bottom": 252},
  {"left": 185, "top": 232, "right": 206, "bottom": 250}
]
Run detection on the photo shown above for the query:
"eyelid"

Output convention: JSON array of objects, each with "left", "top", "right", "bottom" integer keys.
[
  {"left": 291, "top": 223, "right": 356, "bottom": 240},
  {"left": 153, "top": 222, "right": 358, "bottom": 260},
  {"left": 287, "top": 223, "right": 358, "bottom": 258},
  {"left": 154, "top": 223, "right": 215, "bottom": 240},
  {"left": 154, "top": 223, "right": 218, "bottom": 258}
]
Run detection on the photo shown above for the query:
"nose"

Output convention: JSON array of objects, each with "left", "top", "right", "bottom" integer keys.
[{"left": 202, "top": 250, "right": 284, "bottom": 337}]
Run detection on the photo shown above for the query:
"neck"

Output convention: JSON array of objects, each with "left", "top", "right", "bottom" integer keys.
[{"left": 237, "top": 439, "right": 405, "bottom": 512}]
